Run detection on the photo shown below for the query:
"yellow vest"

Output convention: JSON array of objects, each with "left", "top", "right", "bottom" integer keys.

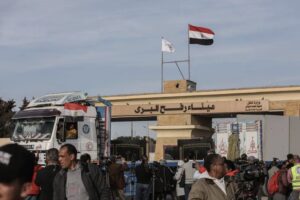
[{"left": 291, "top": 164, "right": 300, "bottom": 190}]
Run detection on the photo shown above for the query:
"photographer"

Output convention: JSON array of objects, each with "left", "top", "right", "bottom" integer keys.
[
  {"left": 158, "top": 160, "right": 176, "bottom": 199},
  {"left": 148, "top": 161, "right": 164, "bottom": 200},
  {"left": 189, "top": 154, "right": 238, "bottom": 200},
  {"left": 234, "top": 156, "right": 266, "bottom": 200}
]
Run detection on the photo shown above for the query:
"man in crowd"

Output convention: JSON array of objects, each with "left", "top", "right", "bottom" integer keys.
[
  {"left": 287, "top": 155, "right": 300, "bottom": 200},
  {"left": 80, "top": 153, "right": 91, "bottom": 165},
  {"left": 0, "top": 143, "right": 35, "bottom": 200},
  {"left": 108, "top": 156, "right": 127, "bottom": 200},
  {"left": 188, "top": 153, "right": 238, "bottom": 200},
  {"left": 35, "top": 148, "right": 61, "bottom": 200},
  {"left": 157, "top": 160, "right": 176, "bottom": 199},
  {"left": 26, "top": 153, "right": 43, "bottom": 200},
  {"left": 53, "top": 143, "right": 110, "bottom": 200},
  {"left": 183, "top": 155, "right": 196, "bottom": 200},
  {"left": 135, "top": 155, "right": 151, "bottom": 200}
]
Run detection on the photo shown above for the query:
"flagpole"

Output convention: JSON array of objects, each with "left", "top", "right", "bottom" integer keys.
[
  {"left": 188, "top": 25, "right": 191, "bottom": 80},
  {"left": 161, "top": 37, "right": 164, "bottom": 93}
]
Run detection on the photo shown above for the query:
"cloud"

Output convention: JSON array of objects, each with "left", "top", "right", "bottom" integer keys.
[{"left": 0, "top": 0, "right": 300, "bottom": 104}]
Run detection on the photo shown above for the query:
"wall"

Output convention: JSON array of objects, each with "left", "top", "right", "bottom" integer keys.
[
  {"left": 237, "top": 114, "right": 293, "bottom": 161},
  {"left": 264, "top": 115, "right": 289, "bottom": 161},
  {"left": 289, "top": 117, "right": 300, "bottom": 155}
]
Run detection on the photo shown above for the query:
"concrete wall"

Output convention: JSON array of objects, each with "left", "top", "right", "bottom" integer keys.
[
  {"left": 237, "top": 114, "right": 298, "bottom": 161},
  {"left": 264, "top": 115, "right": 289, "bottom": 161},
  {"left": 289, "top": 117, "right": 300, "bottom": 155}
]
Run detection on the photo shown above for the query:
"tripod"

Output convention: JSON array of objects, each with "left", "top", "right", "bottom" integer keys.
[
  {"left": 130, "top": 160, "right": 136, "bottom": 200},
  {"left": 151, "top": 169, "right": 156, "bottom": 200},
  {"left": 148, "top": 165, "right": 165, "bottom": 200}
]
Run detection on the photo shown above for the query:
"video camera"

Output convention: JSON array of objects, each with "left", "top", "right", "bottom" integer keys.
[
  {"left": 235, "top": 159, "right": 265, "bottom": 181},
  {"left": 98, "top": 156, "right": 111, "bottom": 172},
  {"left": 148, "top": 161, "right": 161, "bottom": 173},
  {"left": 233, "top": 158, "right": 266, "bottom": 200}
]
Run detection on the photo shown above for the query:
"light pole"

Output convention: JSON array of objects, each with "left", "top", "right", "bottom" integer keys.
[
  {"left": 143, "top": 122, "right": 150, "bottom": 155},
  {"left": 143, "top": 125, "right": 150, "bottom": 139}
]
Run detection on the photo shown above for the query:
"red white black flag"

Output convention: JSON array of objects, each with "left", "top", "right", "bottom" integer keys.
[{"left": 189, "top": 24, "right": 215, "bottom": 45}]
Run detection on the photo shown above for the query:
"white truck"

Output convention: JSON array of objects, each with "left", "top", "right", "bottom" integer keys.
[{"left": 10, "top": 92, "right": 111, "bottom": 164}]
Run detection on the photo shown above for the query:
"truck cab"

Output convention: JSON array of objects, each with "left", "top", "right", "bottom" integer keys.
[{"left": 10, "top": 92, "right": 111, "bottom": 164}]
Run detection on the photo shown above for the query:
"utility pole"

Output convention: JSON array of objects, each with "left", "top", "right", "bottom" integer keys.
[{"left": 131, "top": 121, "right": 133, "bottom": 139}]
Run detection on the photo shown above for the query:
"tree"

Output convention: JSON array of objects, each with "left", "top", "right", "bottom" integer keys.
[
  {"left": 19, "top": 97, "right": 30, "bottom": 111},
  {"left": 0, "top": 98, "right": 16, "bottom": 137}
]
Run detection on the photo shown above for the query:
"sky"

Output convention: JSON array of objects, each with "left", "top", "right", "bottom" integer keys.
[{"left": 1, "top": 0, "right": 300, "bottom": 138}]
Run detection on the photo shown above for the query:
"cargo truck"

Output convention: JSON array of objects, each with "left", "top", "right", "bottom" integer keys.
[{"left": 10, "top": 92, "right": 111, "bottom": 164}]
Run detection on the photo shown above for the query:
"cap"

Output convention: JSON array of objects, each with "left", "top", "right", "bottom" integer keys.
[{"left": 0, "top": 143, "right": 35, "bottom": 183}]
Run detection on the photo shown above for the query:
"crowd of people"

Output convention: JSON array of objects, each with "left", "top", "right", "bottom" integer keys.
[{"left": 1, "top": 143, "right": 300, "bottom": 200}]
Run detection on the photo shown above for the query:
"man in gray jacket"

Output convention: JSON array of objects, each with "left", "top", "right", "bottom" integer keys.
[{"left": 53, "top": 143, "right": 110, "bottom": 200}]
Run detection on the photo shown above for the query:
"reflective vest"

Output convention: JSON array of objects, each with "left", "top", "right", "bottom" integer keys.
[{"left": 291, "top": 164, "right": 300, "bottom": 190}]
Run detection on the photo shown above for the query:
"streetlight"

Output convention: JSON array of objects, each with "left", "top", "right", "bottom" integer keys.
[
  {"left": 143, "top": 122, "right": 150, "bottom": 155},
  {"left": 142, "top": 125, "right": 150, "bottom": 139}
]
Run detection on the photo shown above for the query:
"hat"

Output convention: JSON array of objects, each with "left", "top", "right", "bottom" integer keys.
[{"left": 0, "top": 143, "right": 35, "bottom": 183}]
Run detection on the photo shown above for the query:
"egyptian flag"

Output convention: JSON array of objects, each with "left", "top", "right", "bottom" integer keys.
[
  {"left": 64, "top": 103, "right": 88, "bottom": 112},
  {"left": 189, "top": 24, "right": 215, "bottom": 45}
]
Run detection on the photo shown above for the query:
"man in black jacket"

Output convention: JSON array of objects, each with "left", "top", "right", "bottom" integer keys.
[
  {"left": 35, "top": 148, "right": 61, "bottom": 200},
  {"left": 135, "top": 155, "right": 151, "bottom": 200},
  {"left": 53, "top": 143, "right": 110, "bottom": 200}
]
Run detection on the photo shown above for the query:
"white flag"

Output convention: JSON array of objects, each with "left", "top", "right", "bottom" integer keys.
[{"left": 161, "top": 38, "right": 175, "bottom": 53}]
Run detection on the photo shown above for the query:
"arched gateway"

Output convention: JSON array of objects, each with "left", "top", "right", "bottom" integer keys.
[{"left": 97, "top": 80, "right": 300, "bottom": 160}]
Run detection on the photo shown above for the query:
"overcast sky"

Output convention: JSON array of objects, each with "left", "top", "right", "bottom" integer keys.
[
  {"left": 1, "top": 0, "right": 300, "bottom": 104},
  {"left": 1, "top": 0, "right": 299, "bottom": 139}
]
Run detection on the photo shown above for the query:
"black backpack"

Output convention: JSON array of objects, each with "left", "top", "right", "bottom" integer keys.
[{"left": 179, "top": 169, "right": 185, "bottom": 188}]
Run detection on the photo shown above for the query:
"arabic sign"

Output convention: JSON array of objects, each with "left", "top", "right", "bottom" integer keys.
[
  {"left": 134, "top": 103, "right": 215, "bottom": 114},
  {"left": 111, "top": 100, "right": 269, "bottom": 117},
  {"left": 245, "top": 101, "right": 264, "bottom": 112}
]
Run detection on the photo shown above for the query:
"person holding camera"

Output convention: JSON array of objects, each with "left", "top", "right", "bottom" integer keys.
[{"left": 188, "top": 154, "right": 238, "bottom": 200}]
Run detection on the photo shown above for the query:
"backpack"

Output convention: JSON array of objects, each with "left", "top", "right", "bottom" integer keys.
[
  {"left": 267, "top": 171, "right": 280, "bottom": 195},
  {"left": 179, "top": 169, "right": 185, "bottom": 188}
]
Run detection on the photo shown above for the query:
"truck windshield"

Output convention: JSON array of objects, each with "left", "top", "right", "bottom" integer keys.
[{"left": 11, "top": 117, "right": 55, "bottom": 141}]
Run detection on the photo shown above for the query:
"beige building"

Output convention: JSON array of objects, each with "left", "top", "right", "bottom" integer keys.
[{"left": 101, "top": 80, "right": 300, "bottom": 160}]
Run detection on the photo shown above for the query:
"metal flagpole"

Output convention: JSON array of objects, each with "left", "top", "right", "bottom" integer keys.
[
  {"left": 188, "top": 25, "right": 191, "bottom": 80},
  {"left": 161, "top": 37, "right": 164, "bottom": 92}
]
